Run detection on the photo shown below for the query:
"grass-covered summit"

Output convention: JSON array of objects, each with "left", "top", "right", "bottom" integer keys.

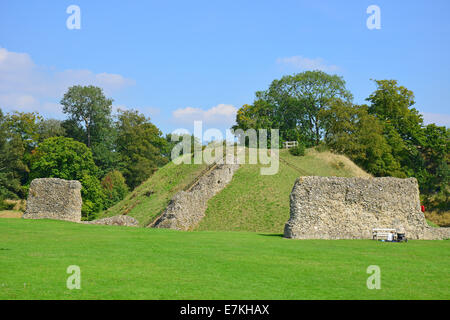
[{"left": 102, "top": 148, "right": 370, "bottom": 231}]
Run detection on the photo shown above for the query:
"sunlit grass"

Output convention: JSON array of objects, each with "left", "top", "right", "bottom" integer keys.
[{"left": 1, "top": 219, "right": 448, "bottom": 300}]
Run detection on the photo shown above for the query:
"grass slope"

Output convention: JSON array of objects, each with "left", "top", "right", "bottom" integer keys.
[
  {"left": 195, "top": 149, "right": 370, "bottom": 233},
  {"left": 105, "top": 147, "right": 370, "bottom": 230},
  {"left": 0, "top": 219, "right": 448, "bottom": 300},
  {"left": 100, "top": 154, "right": 208, "bottom": 226}
]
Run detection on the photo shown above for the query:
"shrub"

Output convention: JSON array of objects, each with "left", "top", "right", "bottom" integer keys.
[
  {"left": 289, "top": 143, "right": 306, "bottom": 157},
  {"left": 101, "top": 170, "right": 129, "bottom": 209},
  {"left": 315, "top": 143, "right": 329, "bottom": 153}
]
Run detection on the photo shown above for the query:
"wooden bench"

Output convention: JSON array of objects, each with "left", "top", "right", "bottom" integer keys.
[{"left": 372, "top": 228, "right": 397, "bottom": 241}]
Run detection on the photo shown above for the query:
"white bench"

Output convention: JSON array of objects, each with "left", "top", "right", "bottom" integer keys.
[
  {"left": 372, "top": 228, "right": 397, "bottom": 241},
  {"left": 283, "top": 141, "right": 298, "bottom": 149}
]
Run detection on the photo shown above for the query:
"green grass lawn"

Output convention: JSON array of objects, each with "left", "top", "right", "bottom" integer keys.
[{"left": 1, "top": 219, "right": 448, "bottom": 300}]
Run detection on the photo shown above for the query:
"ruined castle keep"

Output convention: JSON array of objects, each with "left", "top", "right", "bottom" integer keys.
[
  {"left": 284, "top": 176, "right": 449, "bottom": 240},
  {"left": 23, "top": 178, "right": 82, "bottom": 223}
]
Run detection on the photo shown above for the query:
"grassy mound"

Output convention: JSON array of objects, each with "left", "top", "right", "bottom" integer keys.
[
  {"left": 1, "top": 219, "right": 448, "bottom": 300},
  {"left": 100, "top": 154, "right": 208, "bottom": 226},
  {"left": 103, "top": 148, "right": 369, "bottom": 230},
  {"left": 195, "top": 148, "right": 370, "bottom": 233}
]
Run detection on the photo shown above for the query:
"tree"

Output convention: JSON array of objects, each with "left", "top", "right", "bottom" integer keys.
[
  {"left": 366, "top": 80, "right": 425, "bottom": 172},
  {"left": 0, "top": 109, "right": 22, "bottom": 200},
  {"left": 0, "top": 111, "right": 42, "bottom": 195},
  {"left": 101, "top": 170, "right": 129, "bottom": 208},
  {"left": 163, "top": 133, "right": 200, "bottom": 159},
  {"left": 61, "top": 85, "right": 113, "bottom": 148},
  {"left": 30, "top": 136, "right": 105, "bottom": 219},
  {"left": 366, "top": 79, "right": 449, "bottom": 211},
  {"left": 60, "top": 85, "right": 118, "bottom": 174},
  {"left": 38, "top": 119, "right": 66, "bottom": 142},
  {"left": 420, "top": 124, "right": 449, "bottom": 195},
  {"left": 233, "top": 71, "right": 353, "bottom": 146},
  {"left": 115, "top": 109, "right": 168, "bottom": 189},
  {"left": 321, "top": 100, "right": 404, "bottom": 177}
]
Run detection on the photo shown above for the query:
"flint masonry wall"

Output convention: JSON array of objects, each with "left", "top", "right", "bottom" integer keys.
[
  {"left": 151, "top": 157, "right": 240, "bottom": 230},
  {"left": 284, "top": 176, "right": 449, "bottom": 240},
  {"left": 23, "top": 178, "right": 82, "bottom": 223},
  {"left": 83, "top": 215, "right": 139, "bottom": 227}
]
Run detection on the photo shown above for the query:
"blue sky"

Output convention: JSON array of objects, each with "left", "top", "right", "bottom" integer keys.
[{"left": 1, "top": 0, "right": 449, "bottom": 136}]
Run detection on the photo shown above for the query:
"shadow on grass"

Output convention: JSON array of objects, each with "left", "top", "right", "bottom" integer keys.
[{"left": 258, "top": 233, "right": 284, "bottom": 238}]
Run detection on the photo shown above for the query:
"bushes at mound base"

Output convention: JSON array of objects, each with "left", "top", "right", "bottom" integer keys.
[{"left": 101, "top": 170, "right": 129, "bottom": 208}]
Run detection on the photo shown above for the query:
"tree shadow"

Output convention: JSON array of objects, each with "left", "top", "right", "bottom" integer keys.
[{"left": 258, "top": 233, "right": 284, "bottom": 238}]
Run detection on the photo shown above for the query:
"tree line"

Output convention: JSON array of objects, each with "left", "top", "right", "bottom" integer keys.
[
  {"left": 1, "top": 73, "right": 448, "bottom": 218},
  {"left": 232, "top": 71, "right": 449, "bottom": 212},
  {"left": 0, "top": 85, "right": 186, "bottom": 219}
]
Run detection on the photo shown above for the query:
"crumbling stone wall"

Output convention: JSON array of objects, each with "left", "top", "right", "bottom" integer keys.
[
  {"left": 82, "top": 215, "right": 139, "bottom": 227},
  {"left": 284, "top": 176, "right": 449, "bottom": 240},
  {"left": 151, "top": 158, "right": 240, "bottom": 230},
  {"left": 23, "top": 178, "right": 82, "bottom": 223}
]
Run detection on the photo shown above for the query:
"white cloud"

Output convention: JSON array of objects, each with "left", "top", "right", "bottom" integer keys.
[
  {"left": 0, "top": 47, "right": 135, "bottom": 116},
  {"left": 421, "top": 112, "right": 450, "bottom": 127},
  {"left": 276, "top": 55, "right": 340, "bottom": 72},
  {"left": 172, "top": 104, "right": 237, "bottom": 127}
]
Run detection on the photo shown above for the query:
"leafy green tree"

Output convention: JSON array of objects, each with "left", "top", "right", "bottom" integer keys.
[
  {"left": 60, "top": 85, "right": 118, "bottom": 174},
  {"left": 163, "top": 133, "right": 200, "bottom": 159},
  {"left": 321, "top": 100, "right": 403, "bottom": 177},
  {"left": 101, "top": 170, "right": 129, "bottom": 208},
  {"left": 233, "top": 71, "right": 353, "bottom": 146},
  {"left": 79, "top": 173, "right": 106, "bottom": 219},
  {"left": 366, "top": 79, "right": 449, "bottom": 211},
  {"left": 30, "top": 136, "right": 105, "bottom": 219},
  {"left": 38, "top": 119, "right": 66, "bottom": 142},
  {"left": 420, "top": 124, "right": 449, "bottom": 197},
  {"left": 0, "top": 109, "right": 22, "bottom": 200},
  {"left": 0, "top": 111, "right": 42, "bottom": 195},
  {"left": 61, "top": 85, "right": 112, "bottom": 148},
  {"left": 115, "top": 109, "right": 168, "bottom": 189},
  {"left": 366, "top": 80, "right": 425, "bottom": 173}
]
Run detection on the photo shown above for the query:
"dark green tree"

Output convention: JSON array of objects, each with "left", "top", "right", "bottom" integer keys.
[
  {"left": 115, "top": 109, "right": 168, "bottom": 189},
  {"left": 0, "top": 111, "right": 42, "bottom": 195},
  {"left": 60, "top": 85, "right": 118, "bottom": 174},
  {"left": 37, "top": 119, "right": 66, "bottom": 142},
  {"left": 233, "top": 71, "right": 353, "bottom": 146},
  {"left": 320, "top": 100, "right": 403, "bottom": 177},
  {"left": 0, "top": 109, "right": 22, "bottom": 200},
  {"left": 366, "top": 79, "right": 449, "bottom": 211},
  {"left": 101, "top": 170, "right": 129, "bottom": 208}
]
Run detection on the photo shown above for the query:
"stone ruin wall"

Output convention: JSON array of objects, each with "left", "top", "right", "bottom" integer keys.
[
  {"left": 150, "top": 157, "right": 240, "bottom": 230},
  {"left": 284, "top": 176, "right": 450, "bottom": 240},
  {"left": 82, "top": 215, "right": 139, "bottom": 227},
  {"left": 23, "top": 178, "right": 82, "bottom": 223}
]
